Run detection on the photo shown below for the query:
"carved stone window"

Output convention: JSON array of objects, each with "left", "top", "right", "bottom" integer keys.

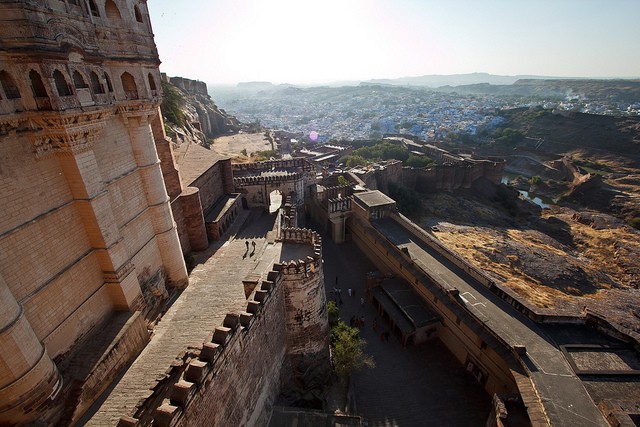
[
  {"left": 72, "top": 70, "right": 89, "bottom": 89},
  {"left": 147, "top": 73, "right": 156, "bottom": 91},
  {"left": 0, "top": 70, "right": 21, "bottom": 99},
  {"left": 105, "top": 0, "right": 121, "bottom": 21},
  {"left": 90, "top": 71, "right": 105, "bottom": 94},
  {"left": 134, "top": 5, "right": 143, "bottom": 23},
  {"left": 30, "top": 70, "right": 51, "bottom": 110},
  {"left": 53, "top": 70, "right": 72, "bottom": 96},
  {"left": 29, "top": 70, "right": 48, "bottom": 97},
  {"left": 121, "top": 72, "right": 138, "bottom": 100},
  {"left": 88, "top": 0, "right": 99, "bottom": 17},
  {"left": 104, "top": 72, "right": 114, "bottom": 92}
]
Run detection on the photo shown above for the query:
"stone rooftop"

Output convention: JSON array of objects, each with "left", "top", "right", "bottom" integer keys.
[
  {"left": 173, "top": 142, "right": 227, "bottom": 187},
  {"left": 353, "top": 190, "right": 395, "bottom": 208}
]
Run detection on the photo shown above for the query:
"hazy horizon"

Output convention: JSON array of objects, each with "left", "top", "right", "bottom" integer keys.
[{"left": 148, "top": 0, "right": 640, "bottom": 86}]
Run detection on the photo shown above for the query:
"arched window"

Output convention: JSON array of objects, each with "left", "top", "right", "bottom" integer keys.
[
  {"left": 0, "top": 70, "right": 21, "bottom": 99},
  {"left": 104, "top": 72, "right": 113, "bottom": 92},
  {"left": 29, "top": 70, "right": 48, "bottom": 97},
  {"left": 105, "top": 0, "right": 121, "bottom": 20},
  {"left": 134, "top": 5, "right": 143, "bottom": 23},
  {"left": 121, "top": 72, "right": 138, "bottom": 99},
  {"left": 53, "top": 70, "right": 72, "bottom": 96},
  {"left": 72, "top": 70, "right": 88, "bottom": 89},
  {"left": 90, "top": 71, "right": 105, "bottom": 94},
  {"left": 147, "top": 73, "right": 156, "bottom": 91},
  {"left": 88, "top": 0, "right": 99, "bottom": 17}
]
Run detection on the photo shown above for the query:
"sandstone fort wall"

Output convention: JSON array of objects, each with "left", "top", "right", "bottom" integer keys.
[
  {"left": 348, "top": 217, "right": 518, "bottom": 397},
  {"left": 0, "top": 1, "right": 189, "bottom": 422}
]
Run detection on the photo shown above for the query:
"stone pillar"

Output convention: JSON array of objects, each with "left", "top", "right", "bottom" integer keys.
[
  {"left": 121, "top": 106, "right": 189, "bottom": 289},
  {"left": 180, "top": 187, "right": 208, "bottom": 251},
  {"left": 49, "top": 121, "right": 143, "bottom": 310},
  {"left": 0, "top": 274, "right": 61, "bottom": 425}
]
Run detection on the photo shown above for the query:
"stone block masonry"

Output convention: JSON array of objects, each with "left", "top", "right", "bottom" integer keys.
[{"left": 0, "top": 1, "right": 188, "bottom": 423}]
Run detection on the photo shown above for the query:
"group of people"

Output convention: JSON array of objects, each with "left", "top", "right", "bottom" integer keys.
[{"left": 335, "top": 275, "right": 393, "bottom": 343}]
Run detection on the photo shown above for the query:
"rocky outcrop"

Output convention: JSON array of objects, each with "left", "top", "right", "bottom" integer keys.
[{"left": 161, "top": 75, "right": 243, "bottom": 145}]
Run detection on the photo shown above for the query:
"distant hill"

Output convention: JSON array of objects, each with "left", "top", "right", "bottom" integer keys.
[
  {"left": 436, "top": 79, "right": 640, "bottom": 104},
  {"left": 365, "top": 72, "right": 559, "bottom": 87}
]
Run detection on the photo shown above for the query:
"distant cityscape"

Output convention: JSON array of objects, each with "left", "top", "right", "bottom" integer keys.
[{"left": 213, "top": 83, "right": 640, "bottom": 142}]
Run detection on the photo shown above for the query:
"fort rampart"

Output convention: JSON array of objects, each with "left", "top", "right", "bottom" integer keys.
[{"left": 114, "top": 228, "right": 328, "bottom": 427}]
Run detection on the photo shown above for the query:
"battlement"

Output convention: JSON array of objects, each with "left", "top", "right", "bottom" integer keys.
[
  {"left": 233, "top": 171, "right": 302, "bottom": 186},
  {"left": 118, "top": 272, "right": 286, "bottom": 426},
  {"left": 115, "top": 228, "right": 328, "bottom": 426},
  {"left": 232, "top": 157, "right": 314, "bottom": 174},
  {"left": 328, "top": 197, "right": 352, "bottom": 213}
]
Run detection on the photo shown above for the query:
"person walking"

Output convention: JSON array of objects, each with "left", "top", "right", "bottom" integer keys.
[{"left": 348, "top": 288, "right": 352, "bottom": 297}]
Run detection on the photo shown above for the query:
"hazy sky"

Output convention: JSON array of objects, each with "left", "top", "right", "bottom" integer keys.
[{"left": 148, "top": 0, "right": 640, "bottom": 85}]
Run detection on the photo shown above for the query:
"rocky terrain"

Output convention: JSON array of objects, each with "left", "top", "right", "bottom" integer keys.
[
  {"left": 160, "top": 76, "right": 246, "bottom": 147},
  {"left": 413, "top": 109, "right": 640, "bottom": 332}
]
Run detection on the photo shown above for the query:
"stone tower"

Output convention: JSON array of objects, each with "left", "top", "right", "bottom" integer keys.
[
  {"left": 278, "top": 229, "right": 331, "bottom": 399},
  {"left": 0, "top": 1, "right": 188, "bottom": 423}
]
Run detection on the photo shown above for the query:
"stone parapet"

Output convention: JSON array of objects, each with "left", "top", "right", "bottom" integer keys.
[{"left": 116, "top": 273, "right": 287, "bottom": 426}]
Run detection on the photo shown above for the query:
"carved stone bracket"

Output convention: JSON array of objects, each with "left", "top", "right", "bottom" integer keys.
[
  {"left": 116, "top": 100, "right": 160, "bottom": 126},
  {"left": 31, "top": 110, "right": 112, "bottom": 159},
  {"left": 0, "top": 116, "right": 39, "bottom": 136}
]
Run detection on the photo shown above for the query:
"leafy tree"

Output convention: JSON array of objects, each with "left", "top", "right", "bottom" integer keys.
[
  {"left": 330, "top": 321, "right": 375, "bottom": 379},
  {"left": 494, "top": 127, "right": 524, "bottom": 144},
  {"left": 388, "top": 182, "right": 422, "bottom": 215},
  {"left": 341, "top": 155, "right": 368, "bottom": 167},
  {"left": 327, "top": 301, "right": 340, "bottom": 326},
  {"left": 337, "top": 175, "right": 350, "bottom": 186},
  {"left": 160, "top": 80, "right": 186, "bottom": 127},
  {"left": 405, "top": 154, "right": 435, "bottom": 168}
]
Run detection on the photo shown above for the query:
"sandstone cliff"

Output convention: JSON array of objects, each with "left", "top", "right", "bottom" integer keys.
[{"left": 160, "top": 75, "right": 243, "bottom": 146}]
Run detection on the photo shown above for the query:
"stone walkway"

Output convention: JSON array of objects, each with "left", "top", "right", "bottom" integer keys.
[
  {"left": 86, "top": 209, "right": 282, "bottom": 425},
  {"left": 318, "top": 225, "right": 491, "bottom": 427}
]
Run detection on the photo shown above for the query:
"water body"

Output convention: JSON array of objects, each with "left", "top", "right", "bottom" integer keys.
[{"left": 501, "top": 175, "right": 552, "bottom": 209}]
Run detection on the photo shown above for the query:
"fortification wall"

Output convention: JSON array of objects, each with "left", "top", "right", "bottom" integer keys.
[
  {"left": 347, "top": 216, "right": 518, "bottom": 397},
  {"left": 0, "top": 1, "right": 189, "bottom": 421},
  {"left": 113, "top": 228, "right": 328, "bottom": 426},
  {"left": 405, "top": 158, "right": 504, "bottom": 192},
  {"left": 190, "top": 163, "right": 226, "bottom": 213},
  {"left": 121, "top": 276, "right": 288, "bottom": 427}
]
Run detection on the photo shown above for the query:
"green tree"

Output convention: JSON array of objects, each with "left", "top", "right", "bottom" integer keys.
[
  {"left": 330, "top": 321, "right": 375, "bottom": 379},
  {"left": 341, "top": 155, "right": 368, "bottom": 167},
  {"left": 337, "top": 175, "right": 350, "bottom": 186},
  {"left": 405, "top": 154, "right": 435, "bottom": 168},
  {"left": 388, "top": 182, "right": 422, "bottom": 215},
  {"left": 327, "top": 301, "right": 340, "bottom": 326},
  {"left": 160, "top": 80, "right": 186, "bottom": 127}
]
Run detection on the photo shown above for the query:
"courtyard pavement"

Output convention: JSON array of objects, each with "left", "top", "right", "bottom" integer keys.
[{"left": 316, "top": 223, "right": 492, "bottom": 427}]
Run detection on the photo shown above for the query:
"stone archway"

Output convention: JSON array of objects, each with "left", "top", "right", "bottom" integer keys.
[{"left": 269, "top": 189, "right": 283, "bottom": 214}]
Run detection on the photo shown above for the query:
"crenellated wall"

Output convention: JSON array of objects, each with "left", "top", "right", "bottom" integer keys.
[
  {"left": 404, "top": 158, "right": 505, "bottom": 192},
  {"left": 233, "top": 159, "right": 316, "bottom": 217},
  {"left": 114, "top": 228, "right": 329, "bottom": 427}
]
